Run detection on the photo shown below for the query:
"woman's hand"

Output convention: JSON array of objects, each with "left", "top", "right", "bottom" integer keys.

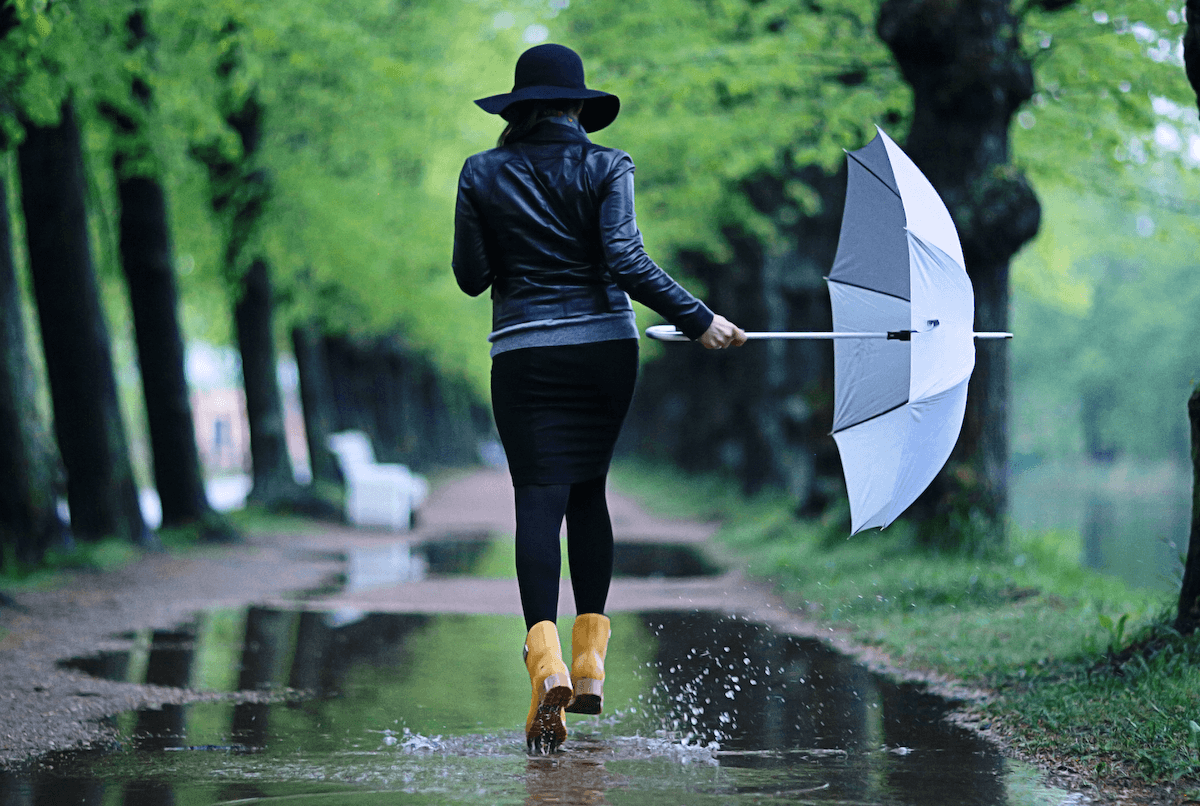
[{"left": 698, "top": 314, "right": 748, "bottom": 350}]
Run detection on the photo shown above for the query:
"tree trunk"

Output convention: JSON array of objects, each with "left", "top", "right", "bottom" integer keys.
[
  {"left": 1174, "top": 387, "right": 1200, "bottom": 634},
  {"left": 193, "top": 22, "right": 310, "bottom": 509},
  {"left": 291, "top": 323, "right": 340, "bottom": 486},
  {"left": 109, "top": 3, "right": 232, "bottom": 538},
  {"left": 0, "top": 164, "right": 62, "bottom": 567},
  {"left": 877, "top": 0, "right": 1042, "bottom": 550},
  {"left": 1180, "top": 0, "right": 1200, "bottom": 636},
  {"left": 117, "top": 171, "right": 224, "bottom": 530},
  {"left": 17, "top": 104, "right": 150, "bottom": 545},
  {"left": 235, "top": 259, "right": 301, "bottom": 504}
]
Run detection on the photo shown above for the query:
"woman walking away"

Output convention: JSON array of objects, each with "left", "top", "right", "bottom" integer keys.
[{"left": 454, "top": 43, "right": 747, "bottom": 754}]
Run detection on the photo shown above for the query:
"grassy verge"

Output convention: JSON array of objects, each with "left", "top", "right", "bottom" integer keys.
[
  {"left": 0, "top": 505, "right": 327, "bottom": 594},
  {"left": 0, "top": 537, "right": 144, "bottom": 593},
  {"left": 610, "top": 460, "right": 1200, "bottom": 794}
]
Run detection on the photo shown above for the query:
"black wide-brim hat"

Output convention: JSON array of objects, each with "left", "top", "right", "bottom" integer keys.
[{"left": 474, "top": 43, "right": 620, "bottom": 133}]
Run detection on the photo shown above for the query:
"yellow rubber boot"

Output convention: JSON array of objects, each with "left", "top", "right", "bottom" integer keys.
[
  {"left": 523, "top": 621, "right": 572, "bottom": 754},
  {"left": 566, "top": 613, "right": 610, "bottom": 715}
]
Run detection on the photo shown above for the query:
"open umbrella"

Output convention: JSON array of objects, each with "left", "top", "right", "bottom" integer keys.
[{"left": 646, "top": 127, "right": 1011, "bottom": 534}]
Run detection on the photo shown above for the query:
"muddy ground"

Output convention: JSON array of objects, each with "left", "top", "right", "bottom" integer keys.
[{"left": 0, "top": 469, "right": 1177, "bottom": 803}]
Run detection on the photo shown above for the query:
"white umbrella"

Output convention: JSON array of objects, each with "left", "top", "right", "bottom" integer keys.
[{"left": 647, "top": 127, "right": 1010, "bottom": 534}]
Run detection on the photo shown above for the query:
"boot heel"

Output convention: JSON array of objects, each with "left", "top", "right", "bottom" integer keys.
[
  {"left": 568, "top": 614, "right": 610, "bottom": 716},
  {"left": 532, "top": 674, "right": 572, "bottom": 754},
  {"left": 541, "top": 673, "right": 572, "bottom": 702},
  {"left": 524, "top": 621, "right": 572, "bottom": 754},
  {"left": 566, "top": 678, "right": 603, "bottom": 714}
]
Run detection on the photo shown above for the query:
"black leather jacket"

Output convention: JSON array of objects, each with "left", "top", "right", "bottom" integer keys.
[{"left": 452, "top": 119, "right": 714, "bottom": 340}]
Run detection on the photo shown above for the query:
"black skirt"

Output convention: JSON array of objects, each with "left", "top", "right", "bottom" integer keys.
[{"left": 491, "top": 339, "right": 638, "bottom": 486}]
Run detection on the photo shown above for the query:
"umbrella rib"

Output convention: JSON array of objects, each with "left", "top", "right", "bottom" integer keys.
[
  {"left": 846, "top": 152, "right": 903, "bottom": 200},
  {"left": 831, "top": 399, "right": 908, "bottom": 435},
  {"left": 826, "top": 277, "right": 910, "bottom": 303}
]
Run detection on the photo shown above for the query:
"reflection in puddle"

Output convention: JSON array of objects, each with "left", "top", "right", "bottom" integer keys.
[
  {"left": 612, "top": 543, "right": 721, "bottom": 578},
  {"left": 338, "top": 538, "right": 723, "bottom": 592},
  {"left": 38, "top": 609, "right": 1072, "bottom": 805}
]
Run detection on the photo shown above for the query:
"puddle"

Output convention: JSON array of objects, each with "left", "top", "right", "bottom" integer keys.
[
  {"left": 40, "top": 609, "right": 1078, "bottom": 805},
  {"left": 611, "top": 543, "right": 722, "bottom": 578},
  {"left": 400, "top": 538, "right": 723, "bottom": 579},
  {"left": 333, "top": 539, "right": 722, "bottom": 592}
]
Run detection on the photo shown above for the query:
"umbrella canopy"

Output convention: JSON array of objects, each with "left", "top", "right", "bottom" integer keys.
[
  {"left": 828, "top": 127, "right": 976, "bottom": 534},
  {"left": 645, "top": 126, "right": 1010, "bottom": 536}
]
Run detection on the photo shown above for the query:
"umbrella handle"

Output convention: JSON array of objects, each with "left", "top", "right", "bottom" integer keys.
[
  {"left": 645, "top": 325, "right": 1014, "bottom": 341},
  {"left": 646, "top": 325, "right": 889, "bottom": 341}
]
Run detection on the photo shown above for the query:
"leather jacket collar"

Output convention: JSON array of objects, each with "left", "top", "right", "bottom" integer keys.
[{"left": 514, "top": 117, "right": 591, "bottom": 146}]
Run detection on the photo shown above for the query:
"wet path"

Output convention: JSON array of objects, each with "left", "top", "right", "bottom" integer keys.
[
  {"left": 296, "top": 469, "right": 746, "bottom": 617},
  {"left": 0, "top": 471, "right": 1082, "bottom": 804}
]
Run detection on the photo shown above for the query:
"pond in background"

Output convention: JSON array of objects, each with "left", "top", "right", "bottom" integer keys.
[
  {"left": 1011, "top": 458, "right": 1189, "bottom": 592},
  {"left": 23, "top": 609, "right": 1076, "bottom": 805}
]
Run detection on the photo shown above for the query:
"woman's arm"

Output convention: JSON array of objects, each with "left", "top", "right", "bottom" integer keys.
[
  {"left": 452, "top": 159, "right": 494, "bottom": 297},
  {"left": 599, "top": 154, "right": 744, "bottom": 348}
]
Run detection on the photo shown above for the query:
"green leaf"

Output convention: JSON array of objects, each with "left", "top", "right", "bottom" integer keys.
[{"left": 32, "top": 12, "right": 52, "bottom": 38}]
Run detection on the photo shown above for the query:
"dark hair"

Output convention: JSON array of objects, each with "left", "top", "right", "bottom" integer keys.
[{"left": 497, "top": 100, "right": 584, "bottom": 147}]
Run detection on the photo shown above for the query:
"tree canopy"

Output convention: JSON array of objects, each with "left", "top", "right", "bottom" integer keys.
[
  {"left": 3, "top": 0, "right": 1196, "bottom": 474},
  {"left": 562, "top": 0, "right": 907, "bottom": 261}
]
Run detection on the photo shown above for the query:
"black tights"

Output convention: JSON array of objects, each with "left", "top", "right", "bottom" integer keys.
[{"left": 514, "top": 476, "right": 613, "bottom": 631}]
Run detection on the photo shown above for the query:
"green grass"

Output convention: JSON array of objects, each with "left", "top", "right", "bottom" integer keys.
[
  {"left": 994, "top": 623, "right": 1200, "bottom": 787},
  {"left": 221, "top": 505, "right": 330, "bottom": 537},
  {"left": 1, "top": 536, "right": 142, "bottom": 592},
  {"left": 0, "top": 502, "right": 320, "bottom": 596},
  {"left": 609, "top": 460, "right": 1199, "bottom": 791}
]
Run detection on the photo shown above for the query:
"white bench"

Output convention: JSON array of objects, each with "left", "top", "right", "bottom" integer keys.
[{"left": 327, "top": 430, "right": 428, "bottom": 531}]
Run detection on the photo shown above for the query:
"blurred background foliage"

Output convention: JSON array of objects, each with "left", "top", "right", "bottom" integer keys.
[
  {"left": 1010, "top": 1, "right": 1200, "bottom": 464},
  {"left": 2, "top": 0, "right": 1196, "bottom": 466}
]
